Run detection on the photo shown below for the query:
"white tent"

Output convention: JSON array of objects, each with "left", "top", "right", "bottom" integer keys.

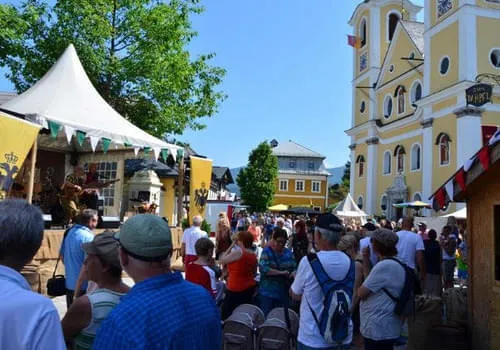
[
  {"left": 333, "top": 193, "right": 368, "bottom": 225},
  {"left": 2, "top": 44, "right": 181, "bottom": 157},
  {"left": 442, "top": 206, "right": 467, "bottom": 219}
]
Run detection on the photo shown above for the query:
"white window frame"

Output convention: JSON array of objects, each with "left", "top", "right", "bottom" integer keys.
[
  {"left": 359, "top": 17, "right": 367, "bottom": 48},
  {"left": 279, "top": 179, "right": 289, "bottom": 192},
  {"left": 311, "top": 181, "right": 321, "bottom": 193},
  {"left": 383, "top": 95, "right": 393, "bottom": 119},
  {"left": 383, "top": 150, "right": 392, "bottom": 175},
  {"left": 410, "top": 143, "right": 421, "bottom": 172},
  {"left": 438, "top": 134, "right": 451, "bottom": 167},
  {"left": 396, "top": 86, "right": 406, "bottom": 115},
  {"left": 386, "top": 10, "right": 401, "bottom": 42},
  {"left": 395, "top": 146, "right": 405, "bottom": 174},
  {"left": 410, "top": 80, "right": 423, "bottom": 105},
  {"left": 489, "top": 48, "right": 500, "bottom": 69},
  {"left": 357, "top": 195, "right": 364, "bottom": 210},
  {"left": 295, "top": 180, "right": 305, "bottom": 192},
  {"left": 84, "top": 161, "right": 118, "bottom": 208}
]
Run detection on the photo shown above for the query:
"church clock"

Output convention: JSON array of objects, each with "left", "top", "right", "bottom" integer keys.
[{"left": 437, "top": 0, "right": 452, "bottom": 18}]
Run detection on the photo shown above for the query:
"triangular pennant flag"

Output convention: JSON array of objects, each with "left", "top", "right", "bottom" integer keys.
[
  {"left": 64, "top": 125, "right": 75, "bottom": 144},
  {"left": 143, "top": 147, "right": 151, "bottom": 158},
  {"left": 444, "top": 180, "right": 454, "bottom": 201},
  {"left": 124, "top": 142, "right": 133, "bottom": 148},
  {"left": 464, "top": 157, "right": 475, "bottom": 172},
  {"left": 48, "top": 120, "right": 61, "bottom": 139},
  {"left": 153, "top": 147, "right": 161, "bottom": 161},
  {"left": 89, "top": 136, "right": 99, "bottom": 152},
  {"left": 478, "top": 145, "right": 490, "bottom": 171},
  {"left": 433, "top": 188, "right": 446, "bottom": 211},
  {"left": 134, "top": 147, "right": 140, "bottom": 157},
  {"left": 161, "top": 149, "right": 169, "bottom": 162},
  {"left": 489, "top": 129, "right": 500, "bottom": 146},
  {"left": 455, "top": 168, "right": 466, "bottom": 191},
  {"left": 170, "top": 148, "right": 177, "bottom": 162},
  {"left": 76, "top": 130, "right": 86, "bottom": 146},
  {"left": 102, "top": 138, "right": 111, "bottom": 154}
]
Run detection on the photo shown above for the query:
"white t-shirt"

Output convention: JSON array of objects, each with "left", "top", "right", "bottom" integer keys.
[
  {"left": 182, "top": 226, "right": 208, "bottom": 255},
  {"left": 291, "top": 251, "right": 353, "bottom": 348},
  {"left": 360, "top": 236, "right": 378, "bottom": 267},
  {"left": 396, "top": 230, "right": 424, "bottom": 269},
  {"left": 360, "top": 258, "right": 406, "bottom": 341}
]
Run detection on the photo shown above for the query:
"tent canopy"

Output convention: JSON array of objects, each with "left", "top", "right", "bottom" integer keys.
[
  {"left": 442, "top": 206, "right": 467, "bottom": 219},
  {"left": 333, "top": 193, "right": 368, "bottom": 224},
  {"left": 2, "top": 44, "right": 181, "bottom": 156},
  {"left": 269, "top": 204, "right": 289, "bottom": 212}
]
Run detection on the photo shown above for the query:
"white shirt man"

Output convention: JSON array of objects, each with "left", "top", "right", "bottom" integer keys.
[
  {"left": 396, "top": 229, "right": 425, "bottom": 270},
  {"left": 182, "top": 216, "right": 208, "bottom": 264}
]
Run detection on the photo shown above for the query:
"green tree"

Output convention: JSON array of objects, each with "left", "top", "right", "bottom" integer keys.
[
  {"left": 328, "top": 161, "right": 350, "bottom": 206},
  {"left": 0, "top": 0, "right": 226, "bottom": 137},
  {"left": 237, "top": 142, "right": 278, "bottom": 212}
]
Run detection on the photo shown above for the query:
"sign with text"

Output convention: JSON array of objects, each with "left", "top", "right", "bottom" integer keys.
[{"left": 466, "top": 83, "right": 493, "bottom": 107}]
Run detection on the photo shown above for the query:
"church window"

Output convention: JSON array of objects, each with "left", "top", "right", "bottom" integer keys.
[
  {"left": 389, "top": 64, "right": 395, "bottom": 73},
  {"left": 396, "top": 86, "right": 406, "bottom": 114},
  {"left": 388, "top": 13, "right": 400, "bottom": 41},
  {"left": 360, "top": 18, "right": 367, "bottom": 48},
  {"left": 384, "top": 96, "right": 393, "bottom": 119},
  {"left": 381, "top": 195, "right": 388, "bottom": 211},
  {"left": 356, "top": 155, "right": 365, "bottom": 177},
  {"left": 394, "top": 145, "right": 405, "bottom": 173},
  {"left": 440, "top": 56, "right": 450, "bottom": 75},
  {"left": 411, "top": 81, "right": 422, "bottom": 104},
  {"left": 490, "top": 48, "right": 500, "bottom": 68},
  {"left": 383, "top": 151, "right": 391, "bottom": 175},
  {"left": 411, "top": 144, "right": 421, "bottom": 171},
  {"left": 437, "top": 133, "right": 451, "bottom": 166},
  {"left": 360, "top": 101, "right": 366, "bottom": 113},
  {"left": 437, "top": 0, "right": 453, "bottom": 18},
  {"left": 357, "top": 196, "right": 363, "bottom": 210}
]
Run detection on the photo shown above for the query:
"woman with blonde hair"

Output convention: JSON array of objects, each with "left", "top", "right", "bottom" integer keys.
[{"left": 216, "top": 211, "right": 232, "bottom": 259}]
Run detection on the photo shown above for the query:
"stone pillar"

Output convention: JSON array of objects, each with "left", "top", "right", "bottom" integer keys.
[
  {"left": 365, "top": 137, "right": 379, "bottom": 216},
  {"left": 349, "top": 143, "right": 356, "bottom": 198},
  {"left": 421, "top": 118, "right": 434, "bottom": 217},
  {"left": 454, "top": 107, "right": 483, "bottom": 167}
]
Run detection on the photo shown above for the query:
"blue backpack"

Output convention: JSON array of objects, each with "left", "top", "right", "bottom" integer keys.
[{"left": 306, "top": 253, "right": 355, "bottom": 345}]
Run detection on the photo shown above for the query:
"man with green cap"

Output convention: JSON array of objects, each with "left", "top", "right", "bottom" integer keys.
[{"left": 93, "top": 214, "right": 221, "bottom": 349}]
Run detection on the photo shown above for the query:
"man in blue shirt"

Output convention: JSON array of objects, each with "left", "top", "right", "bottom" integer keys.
[
  {"left": 93, "top": 214, "right": 222, "bottom": 350},
  {"left": 60, "top": 208, "right": 97, "bottom": 307}
]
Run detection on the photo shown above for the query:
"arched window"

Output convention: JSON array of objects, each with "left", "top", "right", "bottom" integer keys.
[
  {"left": 411, "top": 81, "right": 422, "bottom": 104},
  {"left": 383, "top": 151, "right": 392, "bottom": 174},
  {"left": 384, "top": 95, "right": 393, "bottom": 119},
  {"left": 437, "top": 133, "right": 451, "bottom": 165},
  {"left": 356, "top": 155, "right": 365, "bottom": 177},
  {"left": 357, "top": 196, "right": 363, "bottom": 210},
  {"left": 395, "top": 85, "right": 406, "bottom": 114},
  {"left": 381, "top": 195, "right": 388, "bottom": 211},
  {"left": 360, "top": 18, "right": 367, "bottom": 47},
  {"left": 411, "top": 144, "right": 421, "bottom": 171},
  {"left": 388, "top": 13, "right": 400, "bottom": 41},
  {"left": 394, "top": 145, "right": 405, "bottom": 173},
  {"left": 413, "top": 192, "right": 422, "bottom": 202}
]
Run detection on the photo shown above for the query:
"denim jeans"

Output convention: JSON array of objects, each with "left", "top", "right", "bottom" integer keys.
[
  {"left": 259, "top": 294, "right": 285, "bottom": 317},
  {"left": 297, "top": 341, "right": 350, "bottom": 350}
]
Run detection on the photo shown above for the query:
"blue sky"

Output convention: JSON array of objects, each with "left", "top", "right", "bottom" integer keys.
[{"left": 0, "top": 0, "right": 424, "bottom": 169}]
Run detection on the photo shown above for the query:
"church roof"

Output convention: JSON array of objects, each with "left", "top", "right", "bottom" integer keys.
[
  {"left": 401, "top": 20, "right": 425, "bottom": 54},
  {"left": 271, "top": 140, "right": 325, "bottom": 158}
]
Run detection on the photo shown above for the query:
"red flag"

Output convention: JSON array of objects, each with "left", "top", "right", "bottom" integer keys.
[
  {"left": 455, "top": 168, "right": 466, "bottom": 191},
  {"left": 435, "top": 188, "right": 446, "bottom": 210},
  {"left": 478, "top": 145, "right": 490, "bottom": 171},
  {"left": 347, "top": 35, "right": 361, "bottom": 48}
]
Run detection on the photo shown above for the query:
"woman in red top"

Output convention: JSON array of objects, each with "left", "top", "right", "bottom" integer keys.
[
  {"left": 218, "top": 231, "right": 257, "bottom": 320},
  {"left": 185, "top": 238, "right": 217, "bottom": 298}
]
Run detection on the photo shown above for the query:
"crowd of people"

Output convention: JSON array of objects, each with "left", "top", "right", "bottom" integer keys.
[{"left": 0, "top": 199, "right": 468, "bottom": 350}]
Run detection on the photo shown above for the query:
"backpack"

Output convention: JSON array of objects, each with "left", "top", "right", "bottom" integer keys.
[
  {"left": 306, "top": 253, "right": 355, "bottom": 345},
  {"left": 382, "top": 257, "right": 422, "bottom": 317}
]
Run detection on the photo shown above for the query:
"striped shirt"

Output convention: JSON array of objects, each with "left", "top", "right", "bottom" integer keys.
[{"left": 73, "top": 288, "right": 125, "bottom": 350}]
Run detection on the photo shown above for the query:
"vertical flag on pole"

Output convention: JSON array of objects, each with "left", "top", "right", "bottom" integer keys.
[
  {"left": 347, "top": 35, "right": 361, "bottom": 48},
  {"left": 189, "top": 156, "right": 213, "bottom": 224}
]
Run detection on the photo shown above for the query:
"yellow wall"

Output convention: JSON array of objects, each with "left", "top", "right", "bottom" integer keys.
[
  {"left": 355, "top": 78, "right": 371, "bottom": 126},
  {"left": 273, "top": 196, "right": 326, "bottom": 211},
  {"left": 432, "top": 96, "right": 458, "bottom": 113},
  {"left": 430, "top": 0, "right": 458, "bottom": 28},
  {"left": 354, "top": 143, "right": 367, "bottom": 205},
  {"left": 432, "top": 114, "right": 458, "bottom": 192},
  {"left": 477, "top": 17, "right": 500, "bottom": 76},
  {"left": 430, "top": 21, "right": 459, "bottom": 94},
  {"left": 378, "top": 121, "right": 421, "bottom": 139},
  {"left": 377, "top": 73, "right": 422, "bottom": 124},
  {"left": 476, "top": 0, "right": 500, "bottom": 9},
  {"left": 273, "top": 178, "right": 328, "bottom": 210},
  {"left": 160, "top": 178, "right": 176, "bottom": 224},
  {"left": 355, "top": 130, "right": 369, "bottom": 140},
  {"left": 482, "top": 110, "right": 500, "bottom": 127}
]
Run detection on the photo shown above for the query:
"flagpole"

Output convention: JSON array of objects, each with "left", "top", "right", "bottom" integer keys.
[{"left": 26, "top": 138, "right": 38, "bottom": 204}]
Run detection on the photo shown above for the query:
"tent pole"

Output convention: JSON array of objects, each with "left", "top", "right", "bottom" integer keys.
[
  {"left": 26, "top": 139, "right": 38, "bottom": 204},
  {"left": 176, "top": 155, "right": 185, "bottom": 227}
]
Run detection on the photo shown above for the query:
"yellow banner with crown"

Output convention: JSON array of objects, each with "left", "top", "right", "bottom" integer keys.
[
  {"left": 189, "top": 156, "right": 213, "bottom": 224},
  {"left": 0, "top": 112, "right": 41, "bottom": 200}
]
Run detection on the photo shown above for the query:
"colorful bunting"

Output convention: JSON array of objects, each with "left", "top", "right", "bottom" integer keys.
[
  {"left": 48, "top": 120, "right": 61, "bottom": 139},
  {"left": 153, "top": 147, "right": 160, "bottom": 161},
  {"left": 64, "top": 125, "right": 75, "bottom": 144},
  {"left": 478, "top": 145, "right": 490, "bottom": 171},
  {"left": 161, "top": 149, "right": 169, "bottom": 162},
  {"left": 89, "top": 136, "right": 99, "bottom": 152},
  {"left": 455, "top": 168, "right": 466, "bottom": 191},
  {"left": 143, "top": 147, "right": 151, "bottom": 158},
  {"left": 102, "top": 138, "right": 111, "bottom": 154},
  {"left": 134, "top": 147, "right": 140, "bottom": 157},
  {"left": 433, "top": 188, "right": 447, "bottom": 211},
  {"left": 444, "top": 180, "right": 454, "bottom": 202},
  {"left": 76, "top": 130, "right": 86, "bottom": 146}
]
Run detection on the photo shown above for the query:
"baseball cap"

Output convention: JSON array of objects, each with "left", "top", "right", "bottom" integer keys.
[
  {"left": 82, "top": 231, "right": 121, "bottom": 269},
  {"left": 362, "top": 222, "right": 377, "bottom": 231},
  {"left": 417, "top": 221, "right": 427, "bottom": 227},
  {"left": 372, "top": 228, "right": 399, "bottom": 247},
  {"left": 114, "top": 214, "right": 172, "bottom": 261},
  {"left": 315, "top": 213, "right": 343, "bottom": 232}
]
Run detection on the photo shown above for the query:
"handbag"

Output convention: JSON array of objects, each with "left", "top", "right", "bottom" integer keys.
[{"left": 46, "top": 227, "right": 71, "bottom": 297}]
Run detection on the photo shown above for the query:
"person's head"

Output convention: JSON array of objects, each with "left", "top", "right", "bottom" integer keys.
[
  {"left": 276, "top": 217, "right": 285, "bottom": 228},
  {"left": 338, "top": 234, "right": 360, "bottom": 258},
  {"left": 74, "top": 165, "right": 85, "bottom": 177},
  {"left": 80, "top": 209, "right": 98, "bottom": 230},
  {"left": 236, "top": 231, "right": 254, "bottom": 249},
  {"left": 402, "top": 216, "right": 414, "bottom": 231},
  {"left": 272, "top": 228, "right": 288, "bottom": 253},
  {"left": 0, "top": 200, "right": 44, "bottom": 270},
  {"left": 371, "top": 228, "right": 399, "bottom": 258},
  {"left": 446, "top": 216, "right": 457, "bottom": 227},
  {"left": 428, "top": 229, "right": 437, "bottom": 241},
  {"left": 195, "top": 237, "right": 215, "bottom": 258},
  {"left": 192, "top": 215, "right": 203, "bottom": 227},
  {"left": 361, "top": 222, "right": 377, "bottom": 234},
  {"left": 418, "top": 222, "right": 427, "bottom": 231},
  {"left": 314, "top": 213, "right": 344, "bottom": 251},
  {"left": 115, "top": 214, "right": 173, "bottom": 282},
  {"left": 88, "top": 163, "right": 98, "bottom": 173},
  {"left": 82, "top": 231, "right": 122, "bottom": 284},
  {"left": 295, "top": 220, "right": 306, "bottom": 236},
  {"left": 441, "top": 225, "right": 452, "bottom": 237}
]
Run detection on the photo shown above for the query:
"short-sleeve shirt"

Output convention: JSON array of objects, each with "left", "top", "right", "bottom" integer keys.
[
  {"left": 60, "top": 225, "right": 94, "bottom": 290},
  {"left": 258, "top": 247, "right": 296, "bottom": 299},
  {"left": 290, "top": 251, "right": 353, "bottom": 348},
  {"left": 360, "top": 258, "right": 406, "bottom": 341},
  {"left": 182, "top": 226, "right": 208, "bottom": 256},
  {"left": 360, "top": 236, "right": 378, "bottom": 267},
  {"left": 185, "top": 263, "right": 217, "bottom": 298},
  {"left": 396, "top": 230, "right": 424, "bottom": 269}
]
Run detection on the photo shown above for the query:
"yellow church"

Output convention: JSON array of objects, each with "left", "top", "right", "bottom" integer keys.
[{"left": 346, "top": 0, "right": 500, "bottom": 219}]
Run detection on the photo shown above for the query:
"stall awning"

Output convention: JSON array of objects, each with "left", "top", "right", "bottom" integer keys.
[{"left": 2, "top": 44, "right": 181, "bottom": 157}]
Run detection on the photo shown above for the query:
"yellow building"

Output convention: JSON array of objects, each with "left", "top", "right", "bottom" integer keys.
[
  {"left": 270, "top": 140, "right": 329, "bottom": 211},
  {"left": 346, "top": 0, "right": 500, "bottom": 219}
]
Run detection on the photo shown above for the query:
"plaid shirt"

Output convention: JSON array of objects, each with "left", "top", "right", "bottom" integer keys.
[{"left": 93, "top": 272, "right": 221, "bottom": 350}]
